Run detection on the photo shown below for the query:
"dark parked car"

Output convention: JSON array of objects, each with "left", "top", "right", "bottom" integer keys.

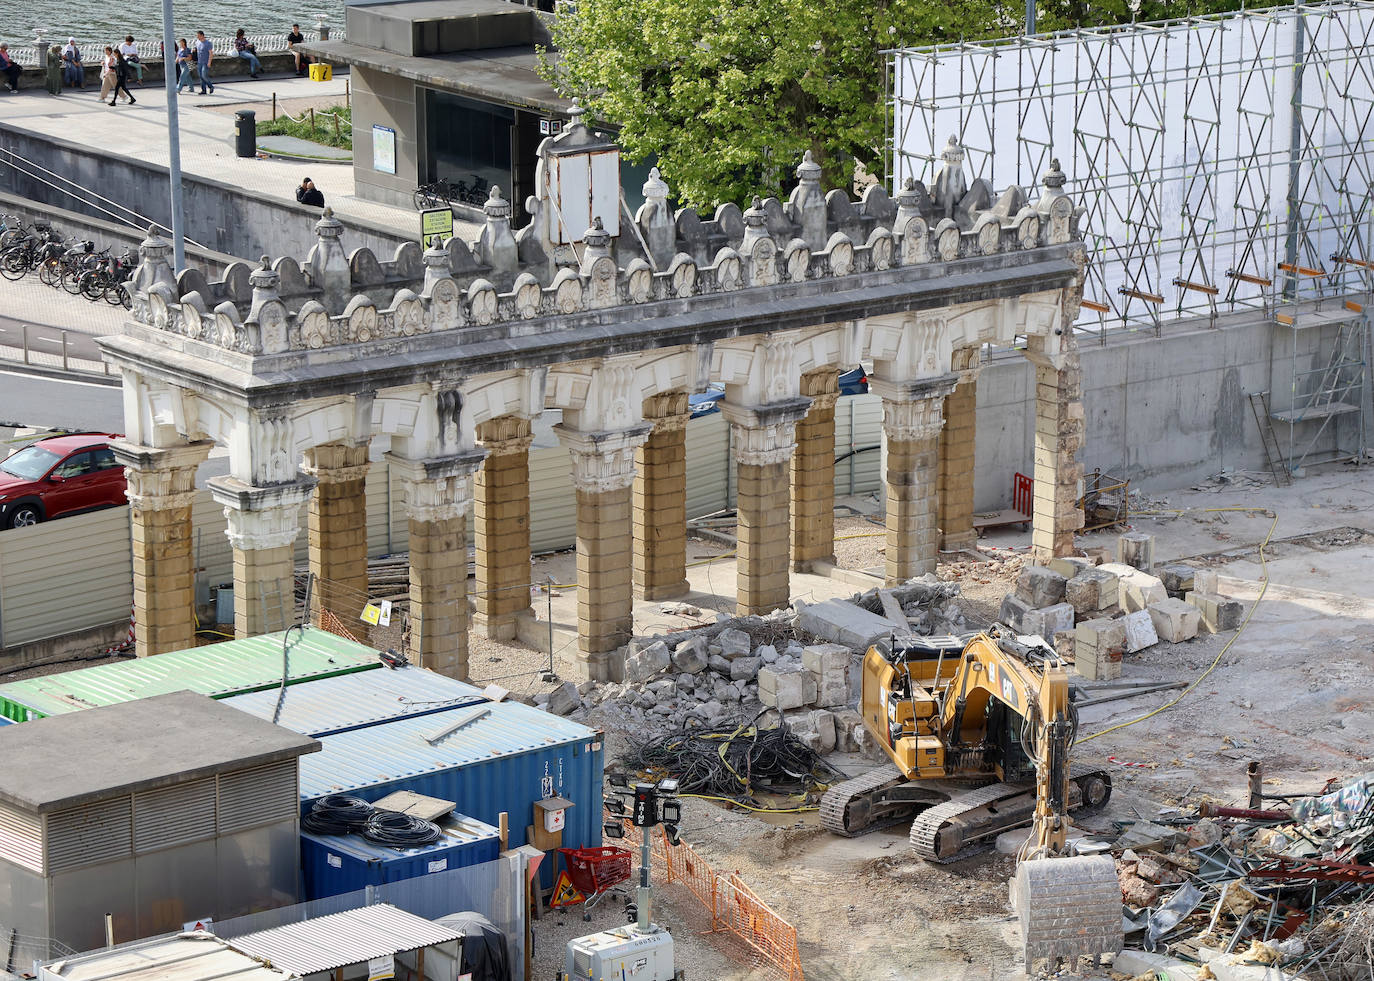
[{"left": 0, "top": 432, "right": 127, "bottom": 529}]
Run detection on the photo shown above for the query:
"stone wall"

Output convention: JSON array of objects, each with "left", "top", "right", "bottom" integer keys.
[
  {"left": 7, "top": 50, "right": 307, "bottom": 91},
  {"left": 0, "top": 122, "right": 409, "bottom": 262}
]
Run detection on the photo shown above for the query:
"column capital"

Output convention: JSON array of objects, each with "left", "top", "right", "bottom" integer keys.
[
  {"left": 870, "top": 374, "right": 960, "bottom": 442},
  {"left": 209, "top": 476, "right": 314, "bottom": 550},
  {"left": 555, "top": 423, "right": 652, "bottom": 494},
  {"left": 301, "top": 441, "right": 372, "bottom": 483},
  {"left": 389, "top": 449, "right": 486, "bottom": 522},
  {"left": 476, "top": 415, "right": 535, "bottom": 457},
  {"left": 110, "top": 439, "right": 214, "bottom": 510},
  {"left": 721, "top": 398, "right": 811, "bottom": 466}
]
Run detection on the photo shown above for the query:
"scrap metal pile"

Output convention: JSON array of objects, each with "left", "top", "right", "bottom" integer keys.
[
  {"left": 1110, "top": 771, "right": 1374, "bottom": 980},
  {"left": 619, "top": 710, "right": 846, "bottom": 810}
]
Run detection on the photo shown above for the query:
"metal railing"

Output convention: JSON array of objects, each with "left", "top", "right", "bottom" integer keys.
[{"left": 0, "top": 324, "right": 111, "bottom": 376}]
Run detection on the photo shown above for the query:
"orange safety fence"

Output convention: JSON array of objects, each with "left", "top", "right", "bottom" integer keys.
[
  {"left": 622, "top": 823, "right": 804, "bottom": 981},
  {"left": 315, "top": 606, "right": 363, "bottom": 644}
]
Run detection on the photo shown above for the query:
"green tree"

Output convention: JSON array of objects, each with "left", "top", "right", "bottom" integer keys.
[{"left": 540, "top": 0, "right": 1010, "bottom": 209}]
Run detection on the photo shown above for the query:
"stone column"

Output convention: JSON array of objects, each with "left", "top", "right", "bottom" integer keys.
[
  {"left": 209, "top": 478, "right": 314, "bottom": 638},
  {"left": 1031, "top": 355, "right": 1086, "bottom": 561},
  {"left": 722, "top": 400, "right": 811, "bottom": 615},
  {"left": 112, "top": 440, "right": 213, "bottom": 657},
  {"left": 871, "top": 376, "right": 957, "bottom": 584},
  {"left": 391, "top": 452, "right": 485, "bottom": 678},
  {"left": 301, "top": 442, "right": 370, "bottom": 604},
  {"left": 473, "top": 416, "right": 534, "bottom": 639},
  {"left": 633, "top": 392, "right": 690, "bottom": 600},
  {"left": 937, "top": 350, "right": 982, "bottom": 552},
  {"left": 558, "top": 425, "right": 652, "bottom": 680},
  {"left": 791, "top": 370, "right": 840, "bottom": 571}
]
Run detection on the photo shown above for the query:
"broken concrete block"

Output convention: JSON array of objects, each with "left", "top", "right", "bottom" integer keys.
[
  {"left": 1074, "top": 617, "right": 1126, "bottom": 681},
  {"left": 1015, "top": 565, "right": 1068, "bottom": 608},
  {"left": 831, "top": 708, "right": 865, "bottom": 753},
  {"left": 544, "top": 681, "right": 582, "bottom": 716},
  {"left": 1157, "top": 564, "right": 1198, "bottom": 599},
  {"left": 670, "top": 636, "right": 708, "bottom": 674},
  {"left": 707, "top": 653, "right": 732, "bottom": 674},
  {"left": 788, "top": 709, "right": 836, "bottom": 754},
  {"left": 1118, "top": 531, "right": 1156, "bottom": 572},
  {"left": 1122, "top": 610, "right": 1159, "bottom": 653},
  {"left": 1193, "top": 568, "right": 1219, "bottom": 595},
  {"left": 759, "top": 663, "right": 817, "bottom": 711},
  {"left": 1047, "top": 556, "right": 1094, "bottom": 580},
  {"left": 1021, "top": 602, "right": 1075, "bottom": 641},
  {"left": 625, "top": 641, "right": 672, "bottom": 682},
  {"left": 1065, "top": 567, "right": 1119, "bottom": 617},
  {"left": 795, "top": 598, "right": 898, "bottom": 650},
  {"left": 730, "top": 655, "right": 762, "bottom": 681},
  {"left": 878, "top": 590, "right": 912, "bottom": 634},
  {"left": 854, "top": 721, "right": 887, "bottom": 760},
  {"left": 802, "top": 643, "right": 850, "bottom": 707},
  {"left": 716, "top": 627, "right": 752, "bottom": 658},
  {"left": 1186, "top": 591, "right": 1243, "bottom": 633},
  {"left": 1148, "top": 598, "right": 1201, "bottom": 643},
  {"left": 999, "top": 593, "right": 1033, "bottom": 632},
  {"left": 1052, "top": 629, "right": 1076, "bottom": 659},
  {"left": 1102, "top": 564, "right": 1167, "bottom": 613},
  {"left": 1118, "top": 871, "right": 1162, "bottom": 908}
]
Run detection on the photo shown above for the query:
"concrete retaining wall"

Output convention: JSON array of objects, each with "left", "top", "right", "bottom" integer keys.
[{"left": 0, "top": 122, "right": 409, "bottom": 262}]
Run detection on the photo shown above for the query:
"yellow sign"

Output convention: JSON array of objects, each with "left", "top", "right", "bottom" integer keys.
[
  {"left": 421, "top": 208, "right": 454, "bottom": 247},
  {"left": 361, "top": 602, "right": 382, "bottom": 625},
  {"left": 549, "top": 870, "right": 586, "bottom": 908}
]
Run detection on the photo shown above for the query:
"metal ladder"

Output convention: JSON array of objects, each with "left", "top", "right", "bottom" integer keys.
[
  {"left": 258, "top": 580, "right": 291, "bottom": 633},
  {"left": 1248, "top": 391, "right": 1292, "bottom": 486}
]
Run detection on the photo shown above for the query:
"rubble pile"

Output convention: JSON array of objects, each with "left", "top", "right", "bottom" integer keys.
[
  {"left": 537, "top": 575, "right": 967, "bottom": 760},
  {"left": 1109, "top": 773, "right": 1374, "bottom": 980},
  {"left": 998, "top": 531, "right": 1244, "bottom": 679}
]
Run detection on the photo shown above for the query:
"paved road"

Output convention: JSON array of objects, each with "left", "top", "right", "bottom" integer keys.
[
  {"left": 0, "top": 368, "right": 121, "bottom": 431},
  {"left": 0, "top": 316, "right": 104, "bottom": 363}
]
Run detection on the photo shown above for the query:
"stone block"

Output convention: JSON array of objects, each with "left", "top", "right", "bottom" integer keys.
[
  {"left": 795, "top": 598, "right": 895, "bottom": 650},
  {"left": 999, "top": 593, "right": 1033, "bottom": 632},
  {"left": 1020, "top": 602, "right": 1075, "bottom": 641},
  {"left": 1052, "top": 629, "right": 1076, "bottom": 659},
  {"left": 730, "top": 656, "right": 762, "bottom": 681},
  {"left": 1119, "top": 570, "right": 1168, "bottom": 613},
  {"left": 1148, "top": 598, "right": 1201, "bottom": 643},
  {"left": 1193, "top": 568, "right": 1219, "bottom": 595},
  {"left": 717, "top": 627, "right": 752, "bottom": 657},
  {"left": 1047, "top": 556, "right": 1094, "bottom": 579},
  {"left": 787, "top": 709, "right": 836, "bottom": 754},
  {"left": 708, "top": 653, "right": 732, "bottom": 674},
  {"left": 545, "top": 681, "right": 581, "bottom": 716},
  {"left": 1157, "top": 564, "right": 1198, "bottom": 599},
  {"left": 1074, "top": 616, "right": 1126, "bottom": 682},
  {"left": 1117, "top": 531, "right": 1155, "bottom": 572},
  {"left": 625, "top": 641, "right": 671, "bottom": 682},
  {"left": 759, "top": 663, "right": 817, "bottom": 711},
  {"left": 1065, "top": 568, "right": 1119, "bottom": 617},
  {"left": 801, "top": 644, "right": 850, "bottom": 675},
  {"left": 670, "top": 635, "right": 708, "bottom": 674},
  {"left": 1186, "top": 591, "right": 1243, "bottom": 633},
  {"left": 831, "top": 708, "right": 865, "bottom": 753},
  {"left": 1122, "top": 610, "right": 1158, "bottom": 653},
  {"left": 1015, "top": 565, "right": 1068, "bottom": 607}
]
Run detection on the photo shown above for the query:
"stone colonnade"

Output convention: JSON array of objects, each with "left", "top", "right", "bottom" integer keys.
[{"left": 116, "top": 304, "right": 1083, "bottom": 679}]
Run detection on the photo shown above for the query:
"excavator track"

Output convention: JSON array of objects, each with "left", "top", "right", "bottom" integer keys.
[
  {"left": 819, "top": 766, "right": 912, "bottom": 837},
  {"left": 909, "top": 766, "right": 1112, "bottom": 863}
]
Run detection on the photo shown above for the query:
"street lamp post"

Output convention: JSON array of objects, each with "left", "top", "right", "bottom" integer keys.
[{"left": 161, "top": 0, "right": 187, "bottom": 272}]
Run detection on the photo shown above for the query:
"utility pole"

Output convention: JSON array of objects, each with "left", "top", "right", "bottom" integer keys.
[
  {"left": 1025, "top": 0, "right": 1036, "bottom": 36},
  {"left": 161, "top": 0, "right": 187, "bottom": 272}
]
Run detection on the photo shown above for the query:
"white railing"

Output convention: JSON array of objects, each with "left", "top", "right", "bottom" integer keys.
[{"left": 7, "top": 29, "right": 346, "bottom": 67}]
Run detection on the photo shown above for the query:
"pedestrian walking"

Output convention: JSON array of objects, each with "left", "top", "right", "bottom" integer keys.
[
  {"left": 0, "top": 44, "right": 21, "bottom": 93},
  {"left": 232, "top": 29, "right": 261, "bottom": 78},
  {"left": 194, "top": 31, "right": 214, "bottom": 94},
  {"left": 108, "top": 50, "right": 135, "bottom": 105},
  {"left": 61, "top": 39, "right": 84, "bottom": 87},
  {"left": 117, "top": 36, "right": 144, "bottom": 83},
  {"left": 287, "top": 23, "right": 311, "bottom": 76},
  {"left": 97, "top": 45, "right": 116, "bottom": 101},
  {"left": 174, "top": 39, "right": 198, "bottom": 93}
]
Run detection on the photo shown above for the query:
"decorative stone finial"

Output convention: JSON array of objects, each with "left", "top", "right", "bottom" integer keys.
[
  {"left": 249, "top": 255, "right": 279, "bottom": 289},
  {"left": 941, "top": 135, "right": 965, "bottom": 165},
  {"left": 796, "top": 149, "right": 822, "bottom": 183},
  {"left": 743, "top": 195, "right": 766, "bottom": 227},
  {"left": 583, "top": 215, "right": 612, "bottom": 250},
  {"left": 567, "top": 99, "right": 586, "bottom": 130},
  {"left": 1043, "top": 158, "right": 1066, "bottom": 189},
  {"left": 895, "top": 177, "right": 921, "bottom": 210},
  {"left": 314, "top": 206, "right": 343, "bottom": 241},
  {"left": 484, "top": 185, "right": 512, "bottom": 222},
  {"left": 643, "top": 166, "right": 669, "bottom": 204},
  {"left": 134, "top": 224, "right": 177, "bottom": 296}
]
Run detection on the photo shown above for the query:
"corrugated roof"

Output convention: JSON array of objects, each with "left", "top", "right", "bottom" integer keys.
[
  {"left": 227, "top": 904, "right": 461, "bottom": 975},
  {"left": 297, "top": 696, "right": 597, "bottom": 801},
  {"left": 222, "top": 666, "right": 488, "bottom": 736},
  {"left": 0, "top": 629, "right": 384, "bottom": 721},
  {"left": 43, "top": 933, "right": 297, "bottom": 981}
]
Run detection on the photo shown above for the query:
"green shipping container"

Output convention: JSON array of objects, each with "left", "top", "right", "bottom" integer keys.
[{"left": 0, "top": 628, "right": 385, "bottom": 722}]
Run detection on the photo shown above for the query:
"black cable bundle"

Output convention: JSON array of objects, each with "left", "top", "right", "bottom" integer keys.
[
  {"left": 302, "top": 794, "right": 376, "bottom": 835},
  {"left": 620, "top": 709, "right": 847, "bottom": 809},
  {"left": 362, "top": 810, "right": 443, "bottom": 847}
]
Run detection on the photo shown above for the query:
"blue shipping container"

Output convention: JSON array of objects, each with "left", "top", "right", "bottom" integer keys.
[
  {"left": 300, "top": 812, "right": 501, "bottom": 903},
  {"left": 288, "top": 689, "right": 603, "bottom": 891},
  {"left": 222, "top": 666, "right": 489, "bottom": 737}
]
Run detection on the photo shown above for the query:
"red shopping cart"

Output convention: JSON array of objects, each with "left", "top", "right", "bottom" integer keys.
[{"left": 557, "top": 846, "right": 634, "bottom": 920}]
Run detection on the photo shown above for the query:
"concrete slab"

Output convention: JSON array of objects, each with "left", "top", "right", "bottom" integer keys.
[{"left": 794, "top": 598, "right": 897, "bottom": 650}]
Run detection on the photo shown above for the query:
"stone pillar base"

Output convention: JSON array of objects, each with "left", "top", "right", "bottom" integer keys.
[
  {"left": 231, "top": 543, "right": 296, "bottom": 637},
  {"left": 792, "top": 370, "right": 839, "bottom": 572},
  {"left": 409, "top": 514, "right": 469, "bottom": 677},
  {"left": 1031, "top": 357, "right": 1086, "bottom": 561},
  {"left": 209, "top": 477, "right": 313, "bottom": 639},
  {"left": 474, "top": 417, "right": 534, "bottom": 637},
  {"left": 938, "top": 353, "right": 980, "bottom": 551},
  {"left": 738, "top": 459, "right": 792, "bottom": 612}
]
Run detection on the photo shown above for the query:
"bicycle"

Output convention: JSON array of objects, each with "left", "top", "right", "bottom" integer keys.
[
  {"left": 413, "top": 178, "right": 458, "bottom": 211},
  {"left": 0, "top": 225, "right": 59, "bottom": 281},
  {"left": 80, "top": 250, "right": 133, "bottom": 307}
]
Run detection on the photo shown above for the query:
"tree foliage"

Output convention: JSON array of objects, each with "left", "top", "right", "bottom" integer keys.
[{"left": 540, "top": 0, "right": 1258, "bottom": 209}]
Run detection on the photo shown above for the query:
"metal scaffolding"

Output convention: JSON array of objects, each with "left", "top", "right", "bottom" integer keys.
[{"left": 888, "top": 1, "right": 1374, "bottom": 467}]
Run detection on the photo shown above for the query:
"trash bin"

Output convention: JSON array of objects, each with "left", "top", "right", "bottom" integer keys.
[
  {"left": 215, "top": 583, "right": 235, "bottom": 624},
  {"left": 234, "top": 109, "right": 256, "bottom": 158}
]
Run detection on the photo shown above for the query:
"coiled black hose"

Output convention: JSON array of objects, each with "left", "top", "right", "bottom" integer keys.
[
  {"left": 362, "top": 810, "right": 443, "bottom": 847},
  {"left": 302, "top": 794, "right": 375, "bottom": 835}
]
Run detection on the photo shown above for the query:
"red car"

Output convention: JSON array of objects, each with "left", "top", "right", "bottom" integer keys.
[{"left": 0, "top": 432, "right": 127, "bottom": 529}]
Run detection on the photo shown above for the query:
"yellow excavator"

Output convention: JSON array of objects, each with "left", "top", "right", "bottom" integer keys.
[{"left": 819, "top": 624, "right": 1122, "bottom": 969}]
